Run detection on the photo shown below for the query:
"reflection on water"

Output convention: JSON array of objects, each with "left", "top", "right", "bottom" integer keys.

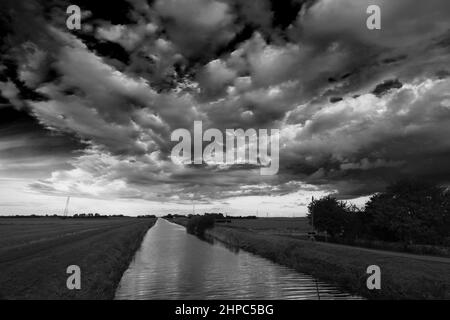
[{"left": 115, "top": 219, "right": 360, "bottom": 300}]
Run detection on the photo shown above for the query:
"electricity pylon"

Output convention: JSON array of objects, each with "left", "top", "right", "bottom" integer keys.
[{"left": 63, "top": 196, "right": 70, "bottom": 218}]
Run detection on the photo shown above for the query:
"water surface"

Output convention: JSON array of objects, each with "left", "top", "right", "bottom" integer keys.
[{"left": 115, "top": 219, "right": 360, "bottom": 299}]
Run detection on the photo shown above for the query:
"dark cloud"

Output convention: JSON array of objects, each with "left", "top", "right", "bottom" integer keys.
[
  {"left": 0, "top": 107, "right": 86, "bottom": 178},
  {"left": 372, "top": 79, "right": 403, "bottom": 97},
  {"left": 1, "top": 0, "right": 450, "bottom": 204}
]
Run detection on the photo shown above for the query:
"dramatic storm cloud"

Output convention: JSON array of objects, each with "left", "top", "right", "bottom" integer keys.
[{"left": 0, "top": 0, "right": 449, "bottom": 215}]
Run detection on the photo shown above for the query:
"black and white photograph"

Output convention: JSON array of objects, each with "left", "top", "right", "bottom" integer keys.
[{"left": 0, "top": 0, "right": 449, "bottom": 309}]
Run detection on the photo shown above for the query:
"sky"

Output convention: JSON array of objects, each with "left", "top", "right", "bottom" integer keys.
[{"left": 0, "top": 0, "right": 449, "bottom": 216}]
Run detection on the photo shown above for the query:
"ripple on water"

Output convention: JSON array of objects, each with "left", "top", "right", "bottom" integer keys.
[{"left": 115, "top": 219, "right": 362, "bottom": 300}]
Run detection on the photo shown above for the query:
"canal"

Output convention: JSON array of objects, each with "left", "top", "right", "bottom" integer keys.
[{"left": 115, "top": 218, "right": 359, "bottom": 299}]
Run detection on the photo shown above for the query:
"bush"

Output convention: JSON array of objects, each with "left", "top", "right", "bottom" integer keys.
[{"left": 186, "top": 215, "right": 215, "bottom": 236}]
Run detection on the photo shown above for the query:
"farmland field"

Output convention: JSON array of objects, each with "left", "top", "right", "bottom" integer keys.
[
  {"left": 214, "top": 217, "right": 313, "bottom": 239},
  {"left": 218, "top": 217, "right": 310, "bottom": 231},
  {"left": 0, "top": 217, "right": 155, "bottom": 300},
  {"left": 174, "top": 217, "right": 310, "bottom": 232}
]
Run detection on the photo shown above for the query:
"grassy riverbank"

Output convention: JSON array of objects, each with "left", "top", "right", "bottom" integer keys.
[
  {"left": 0, "top": 217, "right": 155, "bottom": 299},
  {"left": 206, "top": 226, "right": 450, "bottom": 299}
]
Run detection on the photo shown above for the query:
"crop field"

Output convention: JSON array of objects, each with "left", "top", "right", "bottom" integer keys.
[
  {"left": 218, "top": 217, "right": 310, "bottom": 231},
  {"left": 216, "top": 217, "right": 312, "bottom": 239},
  {"left": 170, "top": 216, "right": 312, "bottom": 238},
  {"left": 0, "top": 217, "right": 155, "bottom": 300}
]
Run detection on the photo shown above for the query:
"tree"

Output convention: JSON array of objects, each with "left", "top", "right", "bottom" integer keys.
[
  {"left": 364, "top": 179, "right": 450, "bottom": 245},
  {"left": 307, "top": 196, "right": 348, "bottom": 238}
]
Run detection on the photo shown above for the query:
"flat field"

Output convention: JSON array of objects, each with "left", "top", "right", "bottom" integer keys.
[
  {"left": 0, "top": 217, "right": 155, "bottom": 300},
  {"left": 173, "top": 217, "right": 311, "bottom": 237},
  {"left": 218, "top": 217, "right": 310, "bottom": 232}
]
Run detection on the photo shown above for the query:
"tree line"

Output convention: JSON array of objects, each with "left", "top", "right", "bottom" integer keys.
[{"left": 307, "top": 179, "right": 450, "bottom": 246}]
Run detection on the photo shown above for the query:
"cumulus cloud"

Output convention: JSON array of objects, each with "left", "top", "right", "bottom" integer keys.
[
  {"left": 1, "top": 0, "right": 450, "bottom": 211},
  {"left": 301, "top": 0, "right": 450, "bottom": 48},
  {"left": 154, "top": 0, "right": 236, "bottom": 59}
]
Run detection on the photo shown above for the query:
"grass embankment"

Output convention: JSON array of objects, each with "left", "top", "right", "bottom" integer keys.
[
  {"left": 170, "top": 217, "right": 188, "bottom": 227},
  {"left": 0, "top": 217, "right": 155, "bottom": 299},
  {"left": 206, "top": 226, "right": 450, "bottom": 300},
  {"left": 214, "top": 217, "right": 450, "bottom": 257}
]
